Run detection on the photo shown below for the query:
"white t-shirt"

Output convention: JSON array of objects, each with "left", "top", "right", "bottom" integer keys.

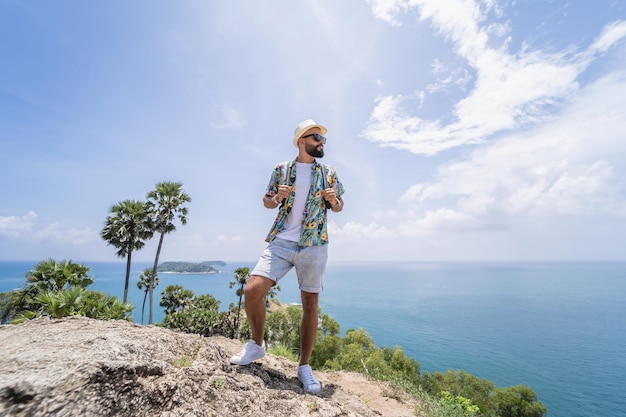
[{"left": 276, "top": 162, "right": 312, "bottom": 242}]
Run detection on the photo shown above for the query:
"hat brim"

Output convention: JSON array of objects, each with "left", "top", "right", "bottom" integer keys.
[{"left": 293, "top": 123, "right": 327, "bottom": 147}]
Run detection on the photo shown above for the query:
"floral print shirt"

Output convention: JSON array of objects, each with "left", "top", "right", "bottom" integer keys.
[{"left": 265, "top": 159, "right": 345, "bottom": 246}]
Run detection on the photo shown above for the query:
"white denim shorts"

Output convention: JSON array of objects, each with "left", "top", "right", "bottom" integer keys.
[{"left": 251, "top": 238, "right": 328, "bottom": 293}]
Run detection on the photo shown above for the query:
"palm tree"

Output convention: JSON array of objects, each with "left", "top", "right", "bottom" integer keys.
[
  {"left": 101, "top": 200, "right": 153, "bottom": 303},
  {"left": 79, "top": 290, "right": 133, "bottom": 320},
  {"left": 13, "top": 287, "right": 133, "bottom": 323},
  {"left": 35, "top": 287, "right": 84, "bottom": 319},
  {"left": 3, "top": 259, "right": 93, "bottom": 323},
  {"left": 25, "top": 258, "right": 94, "bottom": 293},
  {"left": 146, "top": 181, "right": 191, "bottom": 324},
  {"left": 228, "top": 267, "right": 249, "bottom": 338},
  {"left": 137, "top": 268, "right": 159, "bottom": 324}
]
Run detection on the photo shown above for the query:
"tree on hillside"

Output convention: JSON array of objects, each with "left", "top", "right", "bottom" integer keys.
[
  {"left": 146, "top": 181, "right": 191, "bottom": 324},
  {"left": 228, "top": 267, "right": 249, "bottom": 338},
  {"left": 101, "top": 199, "right": 154, "bottom": 303},
  {"left": 160, "top": 285, "right": 195, "bottom": 315},
  {"left": 491, "top": 385, "right": 547, "bottom": 417},
  {"left": 137, "top": 268, "right": 159, "bottom": 324},
  {"left": 26, "top": 259, "right": 94, "bottom": 293},
  {"left": 162, "top": 292, "right": 224, "bottom": 337},
  {"left": 420, "top": 369, "right": 494, "bottom": 414}
]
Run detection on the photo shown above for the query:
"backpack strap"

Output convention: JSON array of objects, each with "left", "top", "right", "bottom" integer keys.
[
  {"left": 320, "top": 163, "right": 329, "bottom": 190},
  {"left": 320, "top": 163, "right": 333, "bottom": 210},
  {"left": 283, "top": 162, "right": 295, "bottom": 186}
]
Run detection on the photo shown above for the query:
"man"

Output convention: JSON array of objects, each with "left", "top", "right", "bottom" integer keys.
[{"left": 230, "top": 119, "right": 345, "bottom": 394}]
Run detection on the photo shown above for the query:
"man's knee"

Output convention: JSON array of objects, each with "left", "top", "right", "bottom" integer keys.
[{"left": 244, "top": 275, "right": 274, "bottom": 299}]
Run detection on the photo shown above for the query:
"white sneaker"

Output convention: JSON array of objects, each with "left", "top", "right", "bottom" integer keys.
[
  {"left": 297, "top": 364, "right": 321, "bottom": 394},
  {"left": 230, "top": 340, "right": 265, "bottom": 365}
]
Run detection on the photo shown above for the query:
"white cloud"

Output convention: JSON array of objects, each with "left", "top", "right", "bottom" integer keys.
[
  {"left": 0, "top": 211, "right": 96, "bottom": 244},
  {"left": 396, "top": 70, "right": 626, "bottom": 232},
  {"left": 404, "top": 207, "right": 486, "bottom": 233},
  {"left": 329, "top": 219, "right": 391, "bottom": 239},
  {"left": 591, "top": 20, "right": 626, "bottom": 53},
  {"left": 216, "top": 234, "right": 242, "bottom": 243},
  {"left": 398, "top": 184, "right": 424, "bottom": 204},
  {"left": 0, "top": 211, "right": 37, "bottom": 237},
  {"left": 363, "top": 1, "right": 626, "bottom": 155},
  {"left": 34, "top": 222, "right": 97, "bottom": 244},
  {"left": 366, "top": 0, "right": 409, "bottom": 27},
  {"left": 185, "top": 234, "right": 208, "bottom": 247},
  {"left": 425, "top": 65, "right": 472, "bottom": 94}
]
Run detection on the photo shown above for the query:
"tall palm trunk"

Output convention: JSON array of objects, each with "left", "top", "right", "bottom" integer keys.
[
  {"left": 235, "top": 286, "right": 244, "bottom": 338},
  {"left": 141, "top": 289, "right": 148, "bottom": 325},
  {"left": 148, "top": 231, "right": 165, "bottom": 324},
  {"left": 123, "top": 247, "right": 132, "bottom": 303}
]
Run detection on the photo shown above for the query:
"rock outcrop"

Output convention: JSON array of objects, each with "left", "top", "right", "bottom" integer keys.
[{"left": 0, "top": 317, "right": 417, "bottom": 417}]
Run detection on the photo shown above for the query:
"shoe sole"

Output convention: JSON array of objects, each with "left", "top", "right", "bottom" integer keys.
[
  {"left": 230, "top": 353, "right": 265, "bottom": 366},
  {"left": 303, "top": 387, "right": 322, "bottom": 394}
]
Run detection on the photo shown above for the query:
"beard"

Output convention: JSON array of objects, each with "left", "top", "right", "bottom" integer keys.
[{"left": 305, "top": 142, "right": 324, "bottom": 158}]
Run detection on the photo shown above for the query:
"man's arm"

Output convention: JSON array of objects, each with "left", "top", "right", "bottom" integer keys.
[
  {"left": 263, "top": 193, "right": 280, "bottom": 209},
  {"left": 322, "top": 188, "right": 343, "bottom": 212}
]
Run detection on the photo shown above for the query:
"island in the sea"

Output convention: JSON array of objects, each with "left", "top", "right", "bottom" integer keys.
[{"left": 157, "top": 261, "right": 226, "bottom": 274}]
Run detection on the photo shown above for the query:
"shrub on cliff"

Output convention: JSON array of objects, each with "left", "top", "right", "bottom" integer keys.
[
  {"left": 0, "top": 259, "right": 131, "bottom": 323},
  {"left": 160, "top": 285, "right": 235, "bottom": 337}
]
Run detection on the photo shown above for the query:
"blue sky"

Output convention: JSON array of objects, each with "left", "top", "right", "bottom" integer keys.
[{"left": 1, "top": 0, "right": 625, "bottom": 263}]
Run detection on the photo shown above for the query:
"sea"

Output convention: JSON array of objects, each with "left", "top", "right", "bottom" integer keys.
[{"left": 1, "top": 260, "right": 624, "bottom": 417}]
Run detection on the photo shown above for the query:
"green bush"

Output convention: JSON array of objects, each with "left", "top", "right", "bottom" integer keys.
[
  {"left": 1, "top": 259, "right": 100, "bottom": 323},
  {"left": 491, "top": 385, "right": 547, "bottom": 417},
  {"left": 161, "top": 291, "right": 230, "bottom": 337},
  {"left": 264, "top": 305, "right": 303, "bottom": 351},
  {"left": 10, "top": 287, "right": 132, "bottom": 323}
]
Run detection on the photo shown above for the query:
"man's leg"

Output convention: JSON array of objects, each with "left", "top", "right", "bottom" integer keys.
[
  {"left": 293, "top": 243, "right": 326, "bottom": 393},
  {"left": 297, "top": 289, "right": 322, "bottom": 393},
  {"left": 230, "top": 274, "right": 275, "bottom": 365},
  {"left": 244, "top": 275, "right": 275, "bottom": 346},
  {"left": 299, "top": 290, "right": 319, "bottom": 366}
]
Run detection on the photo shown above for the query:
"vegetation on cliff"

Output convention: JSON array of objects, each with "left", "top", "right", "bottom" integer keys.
[
  {"left": 0, "top": 259, "right": 547, "bottom": 417},
  {"left": 157, "top": 261, "right": 226, "bottom": 274},
  {"left": 0, "top": 259, "right": 132, "bottom": 324},
  {"left": 158, "top": 283, "right": 546, "bottom": 417}
]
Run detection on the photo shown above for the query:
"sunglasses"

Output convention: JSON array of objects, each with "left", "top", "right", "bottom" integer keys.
[{"left": 301, "top": 133, "right": 327, "bottom": 144}]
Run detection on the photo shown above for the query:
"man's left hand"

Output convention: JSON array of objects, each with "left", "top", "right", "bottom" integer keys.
[{"left": 322, "top": 188, "right": 338, "bottom": 206}]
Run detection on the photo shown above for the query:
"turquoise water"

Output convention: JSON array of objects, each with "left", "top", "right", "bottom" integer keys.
[{"left": 1, "top": 261, "right": 625, "bottom": 417}]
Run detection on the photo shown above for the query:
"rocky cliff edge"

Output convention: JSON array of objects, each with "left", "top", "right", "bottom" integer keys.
[{"left": 0, "top": 316, "right": 418, "bottom": 417}]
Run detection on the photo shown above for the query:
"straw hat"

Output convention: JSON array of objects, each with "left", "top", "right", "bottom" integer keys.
[{"left": 292, "top": 119, "right": 327, "bottom": 147}]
